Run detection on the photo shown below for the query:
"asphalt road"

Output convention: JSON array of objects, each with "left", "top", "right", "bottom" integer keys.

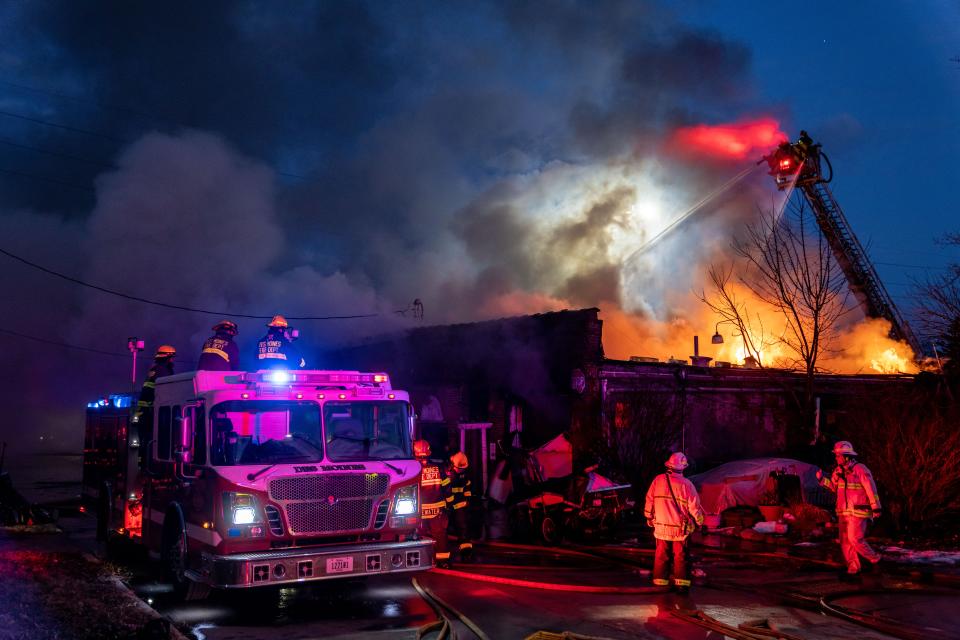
[{"left": 22, "top": 512, "right": 960, "bottom": 640}]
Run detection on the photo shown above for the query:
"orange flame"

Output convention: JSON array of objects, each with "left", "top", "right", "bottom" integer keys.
[{"left": 670, "top": 118, "right": 787, "bottom": 160}]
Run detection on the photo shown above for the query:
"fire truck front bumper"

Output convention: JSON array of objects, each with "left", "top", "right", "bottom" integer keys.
[{"left": 193, "top": 539, "right": 434, "bottom": 588}]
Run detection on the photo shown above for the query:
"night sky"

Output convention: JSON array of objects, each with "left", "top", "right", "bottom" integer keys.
[{"left": 0, "top": 2, "right": 957, "bottom": 457}]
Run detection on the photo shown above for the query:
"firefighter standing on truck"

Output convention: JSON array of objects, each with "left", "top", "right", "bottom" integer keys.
[
  {"left": 445, "top": 451, "right": 473, "bottom": 561},
  {"left": 817, "top": 440, "right": 882, "bottom": 578},
  {"left": 257, "top": 315, "right": 305, "bottom": 369},
  {"left": 414, "top": 440, "right": 451, "bottom": 568},
  {"left": 198, "top": 320, "right": 240, "bottom": 371},
  {"left": 134, "top": 345, "right": 176, "bottom": 461},
  {"left": 644, "top": 452, "right": 704, "bottom": 594}
]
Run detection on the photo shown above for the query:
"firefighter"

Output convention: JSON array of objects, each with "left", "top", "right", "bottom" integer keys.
[
  {"left": 644, "top": 452, "right": 704, "bottom": 594},
  {"left": 257, "top": 315, "right": 305, "bottom": 369},
  {"left": 445, "top": 451, "right": 473, "bottom": 561},
  {"left": 414, "top": 440, "right": 451, "bottom": 568},
  {"left": 134, "top": 345, "right": 176, "bottom": 461},
  {"left": 197, "top": 320, "right": 240, "bottom": 371},
  {"left": 816, "top": 440, "right": 882, "bottom": 577}
]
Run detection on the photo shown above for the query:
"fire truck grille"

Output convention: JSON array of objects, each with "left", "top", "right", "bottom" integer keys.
[
  {"left": 269, "top": 474, "right": 390, "bottom": 535},
  {"left": 269, "top": 474, "right": 389, "bottom": 501},
  {"left": 286, "top": 499, "right": 375, "bottom": 534}
]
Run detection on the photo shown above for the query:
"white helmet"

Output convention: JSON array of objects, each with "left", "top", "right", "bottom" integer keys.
[
  {"left": 665, "top": 451, "right": 689, "bottom": 471},
  {"left": 833, "top": 441, "right": 857, "bottom": 456}
]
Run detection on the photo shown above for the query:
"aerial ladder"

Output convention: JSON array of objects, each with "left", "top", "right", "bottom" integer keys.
[{"left": 761, "top": 133, "right": 924, "bottom": 357}]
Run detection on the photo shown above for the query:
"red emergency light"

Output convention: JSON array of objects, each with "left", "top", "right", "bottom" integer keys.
[{"left": 779, "top": 157, "right": 792, "bottom": 169}]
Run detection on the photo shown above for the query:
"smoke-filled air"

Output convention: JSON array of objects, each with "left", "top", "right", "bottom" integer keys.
[{"left": 0, "top": 2, "right": 916, "bottom": 454}]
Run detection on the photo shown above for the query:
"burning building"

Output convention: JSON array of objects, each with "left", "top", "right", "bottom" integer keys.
[{"left": 325, "top": 307, "right": 916, "bottom": 491}]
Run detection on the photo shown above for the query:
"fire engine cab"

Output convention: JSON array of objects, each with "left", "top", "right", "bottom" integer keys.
[{"left": 83, "top": 369, "right": 432, "bottom": 599}]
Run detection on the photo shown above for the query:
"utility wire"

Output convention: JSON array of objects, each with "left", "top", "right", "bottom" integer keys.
[
  {"left": 0, "top": 245, "right": 379, "bottom": 320},
  {"left": 0, "top": 167, "right": 94, "bottom": 192},
  {"left": 0, "top": 138, "right": 114, "bottom": 168},
  {"left": 0, "top": 92, "right": 308, "bottom": 180},
  {"left": 0, "top": 327, "right": 128, "bottom": 358},
  {"left": 0, "top": 108, "right": 127, "bottom": 143}
]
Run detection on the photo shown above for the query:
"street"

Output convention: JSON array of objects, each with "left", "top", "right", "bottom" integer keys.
[{"left": 5, "top": 509, "right": 958, "bottom": 640}]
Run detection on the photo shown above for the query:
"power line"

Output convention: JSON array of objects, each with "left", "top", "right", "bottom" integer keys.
[
  {"left": 0, "top": 167, "right": 94, "bottom": 192},
  {"left": 0, "top": 89, "right": 308, "bottom": 180},
  {"left": 0, "top": 244, "right": 379, "bottom": 321},
  {"left": 0, "top": 327, "right": 128, "bottom": 358},
  {"left": 0, "top": 108, "right": 127, "bottom": 143},
  {"left": 0, "top": 138, "right": 114, "bottom": 168}
]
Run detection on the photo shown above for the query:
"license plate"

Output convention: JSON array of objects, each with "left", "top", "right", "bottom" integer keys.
[{"left": 326, "top": 556, "right": 354, "bottom": 574}]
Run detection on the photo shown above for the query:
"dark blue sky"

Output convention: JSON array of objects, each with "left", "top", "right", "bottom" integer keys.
[
  {"left": 689, "top": 1, "right": 960, "bottom": 314},
  {"left": 0, "top": 1, "right": 958, "bottom": 452}
]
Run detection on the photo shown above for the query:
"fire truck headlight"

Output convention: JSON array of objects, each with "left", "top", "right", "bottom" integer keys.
[
  {"left": 393, "top": 485, "right": 418, "bottom": 516},
  {"left": 223, "top": 492, "right": 262, "bottom": 525},
  {"left": 233, "top": 507, "right": 257, "bottom": 525}
]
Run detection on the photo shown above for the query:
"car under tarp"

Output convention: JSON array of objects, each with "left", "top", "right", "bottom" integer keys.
[{"left": 689, "top": 457, "right": 822, "bottom": 515}]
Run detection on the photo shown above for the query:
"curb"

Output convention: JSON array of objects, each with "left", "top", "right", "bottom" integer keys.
[{"left": 83, "top": 552, "right": 191, "bottom": 640}]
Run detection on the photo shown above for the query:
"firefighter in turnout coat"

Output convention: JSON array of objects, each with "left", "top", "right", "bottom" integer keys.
[
  {"left": 198, "top": 320, "right": 240, "bottom": 371},
  {"left": 134, "top": 345, "right": 175, "bottom": 464},
  {"left": 817, "top": 440, "right": 882, "bottom": 576},
  {"left": 644, "top": 452, "right": 704, "bottom": 593},
  {"left": 414, "top": 440, "right": 451, "bottom": 567},
  {"left": 446, "top": 451, "right": 473, "bottom": 560}
]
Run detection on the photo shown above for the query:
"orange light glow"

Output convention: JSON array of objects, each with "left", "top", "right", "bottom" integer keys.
[{"left": 670, "top": 118, "right": 787, "bottom": 160}]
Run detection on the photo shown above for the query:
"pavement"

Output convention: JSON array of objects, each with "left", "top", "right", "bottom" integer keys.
[{"left": 4, "top": 509, "right": 960, "bottom": 639}]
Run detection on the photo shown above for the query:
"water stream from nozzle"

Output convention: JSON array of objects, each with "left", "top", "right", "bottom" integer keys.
[{"left": 623, "top": 163, "right": 760, "bottom": 264}]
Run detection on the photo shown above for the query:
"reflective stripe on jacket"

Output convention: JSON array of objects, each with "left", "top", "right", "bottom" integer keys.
[
  {"left": 644, "top": 472, "right": 705, "bottom": 541},
  {"left": 820, "top": 462, "right": 880, "bottom": 518},
  {"left": 446, "top": 469, "right": 471, "bottom": 510},
  {"left": 198, "top": 334, "right": 240, "bottom": 371},
  {"left": 419, "top": 461, "right": 448, "bottom": 519}
]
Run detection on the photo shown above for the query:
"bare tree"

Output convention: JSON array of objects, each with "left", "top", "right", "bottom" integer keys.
[{"left": 699, "top": 199, "right": 851, "bottom": 440}]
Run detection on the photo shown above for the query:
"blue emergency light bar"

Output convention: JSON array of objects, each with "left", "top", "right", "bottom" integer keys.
[
  {"left": 244, "top": 372, "right": 389, "bottom": 385},
  {"left": 87, "top": 394, "right": 133, "bottom": 409}
]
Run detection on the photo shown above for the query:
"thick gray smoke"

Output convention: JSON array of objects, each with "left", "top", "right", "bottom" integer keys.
[{"left": 0, "top": 1, "right": 781, "bottom": 458}]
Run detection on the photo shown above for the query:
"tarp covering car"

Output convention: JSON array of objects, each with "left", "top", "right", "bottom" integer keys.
[{"left": 689, "top": 457, "right": 822, "bottom": 514}]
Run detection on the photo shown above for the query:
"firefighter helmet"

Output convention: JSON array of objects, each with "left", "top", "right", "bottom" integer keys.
[
  {"left": 413, "top": 439, "right": 431, "bottom": 459},
  {"left": 267, "top": 314, "right": 288, "bottom": 328},
  {"left": 213, "top": 320, "right": 238, "bottom": 336},
  {"left": 450, "top": 451, "right": 469, "bottom": 471},
  {"left": 833, "top": 440, "right": 858, "bottom": 456},
  {"left": 155, "top": 345, "right": 176, "bottom": 359},
  {"left": 665, "top": 451, "right": 688, "bottom": 471}
]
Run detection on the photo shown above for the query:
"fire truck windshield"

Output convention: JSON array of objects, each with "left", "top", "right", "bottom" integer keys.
[
  {"left": 210, "top": 400, "right": 323, "bottom": 466},
  {"left": 324, "top": 401, "right": 411, "bottom": 462}
]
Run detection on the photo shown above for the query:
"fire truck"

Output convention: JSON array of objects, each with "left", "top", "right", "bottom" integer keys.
[{"left": 82, "top": 369, "right": 432, "bottom": 599}]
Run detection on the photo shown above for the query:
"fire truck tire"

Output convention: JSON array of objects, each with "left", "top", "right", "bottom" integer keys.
[
  {"left": 96, "top": 483, "right": 112, "bottom": 542},
  {"left": 161, "top": 508, "right": 211, "bottom": 601}
]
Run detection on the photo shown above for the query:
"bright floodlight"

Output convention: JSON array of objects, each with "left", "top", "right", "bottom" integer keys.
[{"left": 266, "top": 370, "right": 291, "bottom": 384}]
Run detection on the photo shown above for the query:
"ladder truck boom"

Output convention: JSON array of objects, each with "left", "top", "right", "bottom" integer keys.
[{"left": 762, "top": 134, "right": 923, "bottom": 357}]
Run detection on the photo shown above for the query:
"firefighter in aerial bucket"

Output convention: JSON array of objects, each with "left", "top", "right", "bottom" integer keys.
[
  {"left": 644, "top": 452, "right": 704, "bottom": 594},
  {"left": 198, "top": 320, "right": 240, "bottom": 371},
  {"left": 256, "top": 314, "right": 305, "bottom": 369},
  {"left": 445, "top": 451, "right": 473, "bottom": 561},
  {"left": 134, "top": 345, "right": 176, "bottom": 463},
  {"left": 413, "top": 439, "right": 451, "bottom": 568},
  {"left": 816, "top": 440, "right": 882, "bottom": 578}
]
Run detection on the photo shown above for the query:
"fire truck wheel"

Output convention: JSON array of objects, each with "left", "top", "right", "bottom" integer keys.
[{"left": 161, "top": 510, "right": 210, "bottom": 601}]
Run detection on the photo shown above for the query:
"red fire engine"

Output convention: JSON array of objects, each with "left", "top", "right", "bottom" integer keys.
[{"left": 83, "top": 369, "right": 432, "bottom": 599}]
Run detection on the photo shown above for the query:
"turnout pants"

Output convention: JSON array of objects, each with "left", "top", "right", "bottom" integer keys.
[
  {"left": 839, "top": 515, "right": 880, "bottom": 574},
  {"left": 450, "top": 506, "right": 472, "bottom": 557},
  {"left": 420, "top": 512, "right": 450, "bottom": 563},
  {"left": 653, "top": 537, "right": 690, "bottom": 588}
]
